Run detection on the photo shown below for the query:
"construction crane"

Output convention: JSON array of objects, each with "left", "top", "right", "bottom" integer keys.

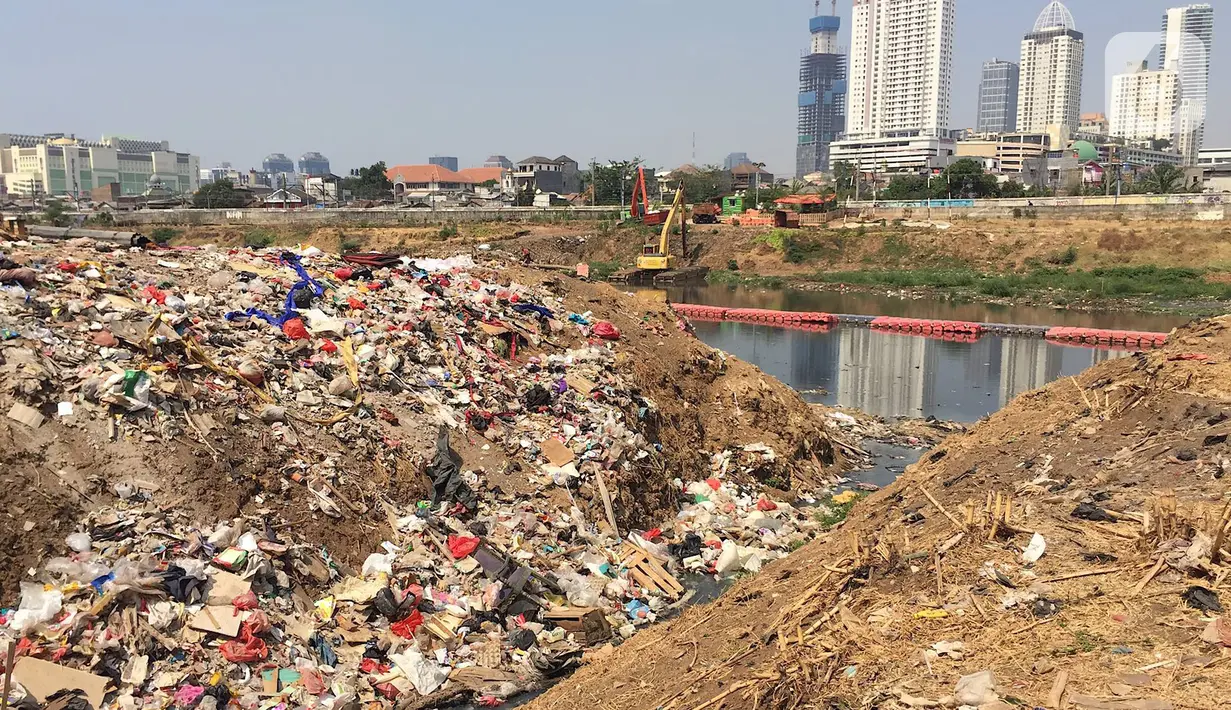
[{"left": 636, "top": 182, "right": 687, "bottom": 272}]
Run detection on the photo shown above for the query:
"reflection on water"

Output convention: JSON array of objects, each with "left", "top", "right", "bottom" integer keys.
[{"left": 692, "top": 321, "right": 1130, "bottom": 422}]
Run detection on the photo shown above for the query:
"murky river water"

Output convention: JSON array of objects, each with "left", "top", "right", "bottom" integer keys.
[{"left": 659, "top": 284, "right": 1192, "bottom": 422}]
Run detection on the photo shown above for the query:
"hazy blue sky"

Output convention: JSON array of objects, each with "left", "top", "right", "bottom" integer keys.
[{"left": 6, "top": 1, "right": 1225, "bottom": 176}]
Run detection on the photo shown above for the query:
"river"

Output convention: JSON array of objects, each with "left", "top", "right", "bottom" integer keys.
[{"left": 660, "top": 284, "right": 1192, "bottom": 422}]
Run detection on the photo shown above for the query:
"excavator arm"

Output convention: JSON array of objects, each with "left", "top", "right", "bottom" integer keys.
[{"left": 636, "top": 183, "right": 686, "bottom": 271}]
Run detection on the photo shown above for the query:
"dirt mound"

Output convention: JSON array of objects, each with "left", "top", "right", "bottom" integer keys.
[
  {"left": 0, "top": 241, "right": 845, "bottom": 600},
  {"left": 529, "top": 318, "right": 1231, "bottom": 710}
]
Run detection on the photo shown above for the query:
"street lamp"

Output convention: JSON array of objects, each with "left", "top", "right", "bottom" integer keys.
[{"left": 753, "top": 162, "right": 766, "bottom": 210}]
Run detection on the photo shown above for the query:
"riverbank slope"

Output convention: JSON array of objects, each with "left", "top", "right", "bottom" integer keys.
[{"left": 529, "top": 315, "right": 1231, "bottom": 710}]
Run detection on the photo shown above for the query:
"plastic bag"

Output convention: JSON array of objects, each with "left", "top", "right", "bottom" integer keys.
[
  {"left": 11, "top": 583, "right": 63, "bottom": 632},
  {"left": 447, "top": 535, "right": 480, "bottom": 559},
  {"left": 592, "top": 321, "right": 620, "bottom": 340},
  {"left": 244, "top": 610, "right": 272, "bottom": 635},
  {"left": 390, "top": 610, "right": 424, "bottom": 639},
  {"left": 219, "top": 628, "right": 268, "bottom": 663},
  {"left": 282, "top": 318, "right": 310, "bottom": 341},
  {"left": 555, "top": 570, "right": 602, "bottom": 608},
  {"left": 65, "top": 532, "right": 92, "bottom": 553},
  {"left": 361, "top": 553, "right": 392, "bottom": 577},
  {"left": 389, "top": 649, "right": 448, "bottom": 696},
  {"left": 232, "top": 591, "right": 259, "bottom": 610}
]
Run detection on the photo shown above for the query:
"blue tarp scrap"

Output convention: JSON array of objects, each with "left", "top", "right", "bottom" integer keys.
[{"left": 224, "top": 253, "right": 326, "bottom": 327}]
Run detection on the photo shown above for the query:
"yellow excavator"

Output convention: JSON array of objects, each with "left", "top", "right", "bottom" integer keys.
[{"left": 635, "top": 183, "right": 687, "bottom": 272}]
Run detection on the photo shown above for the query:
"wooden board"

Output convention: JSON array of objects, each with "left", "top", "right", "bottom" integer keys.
[{"left": 620, "top": 544, "right": 684, "bottom": 597}]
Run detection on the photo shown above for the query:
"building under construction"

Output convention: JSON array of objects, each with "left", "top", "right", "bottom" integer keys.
[{"left": 796, "top": 2, "right": 847, "bottom": 178}]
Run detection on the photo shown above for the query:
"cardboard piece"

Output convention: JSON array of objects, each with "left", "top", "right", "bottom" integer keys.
[
  {"left": 207, "top": 570, "right": 252, "bottom": 606},
  {"left": 543, "top": 608, "right": 612, "bottom": 645},
  {"left": 7, "top": 402, "right": 45, "bottom": 429},
  {"left": 189, "top": 605, "right": 242, "bottom": 637},
  {"left": 11, "top": 657, "right": 110, "bottom": 710},
  {"left": 541, "top": 437, "right": 575, "bottom": 466},
  {"left": 565, "top": 374, "right": 598, "bottom": 395}
]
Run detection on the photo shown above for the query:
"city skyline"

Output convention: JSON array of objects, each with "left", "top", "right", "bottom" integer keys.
[{"left": 3, "top": 0, "right": 1226, "bottom": 177}]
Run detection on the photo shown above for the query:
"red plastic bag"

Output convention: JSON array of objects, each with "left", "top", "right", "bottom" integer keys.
[
  {"left": 282, "top": 318, "right": 310, "bottom": 340},
  {"left": 756, "top": 498, "right": 778, "bottom": 511},
  {"left": 232, "top": 590, "right": 259, "bottom": 610},
  {"left": 333, "top": 267, "right": 354, "bottom": 280},
  {"left": 220, "top": 628, "right": 268, "bottom": 663},
  {"left": 447, "top": 535, "right": 481, "bottom": 559},
  {"left": 244, "top": 610, "right": 271, "bottom": 635},
  {"left": 141, "top": 285, "right": 167, "bottom": 305},
  {"left": 592, "top": 321, "right": 620, "bottom": 340},
  {"left": 390, "top": 609, "right": 424, "bottom": 639},
  {"left": 319, "top": 340, "right": 338, "bottom": 353},
  {"left": 641, "top": 528, "right": 662, "bottom": 542},
  {"left": 347, "top": 297, "right": 366, "bottom": 311}
]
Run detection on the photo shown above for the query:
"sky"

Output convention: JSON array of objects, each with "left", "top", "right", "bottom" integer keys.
[{"left": 6, "top": 0, "right": 1226, "bottom": 177}]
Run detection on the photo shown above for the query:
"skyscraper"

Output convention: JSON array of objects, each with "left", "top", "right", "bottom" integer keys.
[
  {"left": 1160, "top": 4, "right": 1214, "bottom": 163},
  {"left": 976, "top": 59, "right": 1020, "bottom": 134},
  {"left": 262, "top": 153, "right": 294, "bottom": 175},
  {"left": 429, "top": 156, "right": 459, "bottom": 172},
  {"left": 847, "top": 0, "right": 955, "bottom": 137},
  {"left": 1109, "top": 61, "right": 1179, "bottom": 146},
  {"left": 1017, "top": 1, "right": 1084, "bottom": 144},
  {"left": 298, "top": 152, "right": 331, "bottom": 176},
  {"left": 724, "top": 152, "right": 751, "bottom": 171},
  {"left": 795, "top": 6, "right": 846, "bottom": 177}
]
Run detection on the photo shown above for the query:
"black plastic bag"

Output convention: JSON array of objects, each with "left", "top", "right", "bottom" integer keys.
[{"left": 427, "top": 426, "right": 475, "bottom": 510}]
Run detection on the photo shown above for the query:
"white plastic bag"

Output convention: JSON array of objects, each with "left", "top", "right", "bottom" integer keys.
[
  {"left": 390, "top": 649, "right": 449, "bottom": 696},
  {"left": 11, "top": 582, "right": 63, "bottom": 632}
]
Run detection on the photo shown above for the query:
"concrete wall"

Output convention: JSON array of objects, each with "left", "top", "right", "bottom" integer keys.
[
  {"left": 111, "top": 206, "right": 624, "bottom": 228},
  {"left": 843, "top": 193, "right": 1227, "bottom": 221}
]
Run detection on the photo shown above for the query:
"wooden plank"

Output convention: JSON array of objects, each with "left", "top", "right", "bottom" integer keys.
[{"left": 1047, "top": 669, "right": 1069, "bottom": 709}]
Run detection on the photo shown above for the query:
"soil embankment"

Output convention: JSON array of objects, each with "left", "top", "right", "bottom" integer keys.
[
  {"left": 160, "top": 218, "right": 1231, "bottom": 314},
  {"left": 530, "top": 317, "right": 1231, "bottom": 710}
]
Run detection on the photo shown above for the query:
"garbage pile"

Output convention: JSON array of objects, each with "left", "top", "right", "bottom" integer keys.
[{"left": 0, "top": 236, "right": 850, "bottom": 709}]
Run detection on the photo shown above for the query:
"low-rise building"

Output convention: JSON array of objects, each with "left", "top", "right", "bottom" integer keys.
[
  {"left": 730, "top": 163, "right": 774, "bottom": 191},
  {"left": 385, "top": 164, "right": 477, "bottom": 204},
  {"left": 511, "top": 156, "right": 581, "bottom": 195},
  {"left": 1198, "top": 148, "right": 1231, "bottom": 167},
  {"left": 829, "top": 133, "right": 957, "bottom": 174},
  {"left": 1079, "top": 112, "right": 1109, "bottom": 135},
  {"left": 956, "top": 133, "right": 1051, "bottom": 174},
  {"left": 0, "top": 133, "right": 199, "bottom": 197}
]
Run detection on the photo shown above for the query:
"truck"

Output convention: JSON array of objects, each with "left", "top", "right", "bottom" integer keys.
[{"left": 692, "top": 202, "right": 721, "bottom": 224}]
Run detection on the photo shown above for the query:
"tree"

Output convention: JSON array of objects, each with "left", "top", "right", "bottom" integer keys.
[
  {"left": 1142, "top": 163, "right": 1184, "bottom": 194},
  {"left": 43, "top": 200, "right": 72, "bottom": 227},
  {"left": 193, "top": 179, "right": 247, "bottom": 208},
  {"left": 998, "top": 180, "right": 1026, "bottom": 198},
  {"left": 513, "top": 184, "right": 536, "bottom": 207},
  {"left": 1150, "top": 137, "right": 1173, "bottom": 152},
  {"left": 341, "top": 162, "right": 394, "bottom": 201},
  {"left": 583, "top": 158, "right": 643, "bottom": 206},
  {"left": 677, "top": 165, "right": 734, "bottom": 205},
  {"left": 477, "top": 179, "right": 498, "bottom": 189},
  {"left": 937, "top": 158, "right": 999, "bottom": 199},
  {"left": 880, "top": 175, "right": 928, "bottom": 200}
]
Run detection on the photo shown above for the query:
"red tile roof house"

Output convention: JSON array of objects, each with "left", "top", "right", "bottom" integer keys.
[{"left": 385, "top": 164, "right": 475, "bottom": 203}]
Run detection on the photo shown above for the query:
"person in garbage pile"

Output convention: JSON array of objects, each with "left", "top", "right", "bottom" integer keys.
[{"left": 521, "top": 247, "right": 532, "bottom": 265}]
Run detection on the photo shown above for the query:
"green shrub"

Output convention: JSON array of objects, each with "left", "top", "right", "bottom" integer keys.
[
  {"left": 89, "top": 211, "right": 115, "bottom": 227},
  {"left": 243, "top": 228, "right": 275, "bottom": 248},
  {"left": 439, "top": 223, "right": 459, "bottom": 238},
  {"left": 727, "top": 259, "right": 739, "bottom": 271},
  {"left": 339, "top": 235, "right": 365, "bottom": 253},
  {"left": 1045, "top": 245, "right": 1079, "bottom": 266},
  {"left": 979, "top": 278, "right": 1016, "bottom": 297},
  {"left": 150, "top": 227, "right": 180, "bottom": 243},
  {"left": 1012, "top": 207, "right": 1023, "bottom": 219}
]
